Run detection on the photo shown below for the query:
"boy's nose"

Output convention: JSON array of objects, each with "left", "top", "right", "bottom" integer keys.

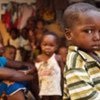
[{"left": 93, "top": 31, "right": 100, "bottom": 41}]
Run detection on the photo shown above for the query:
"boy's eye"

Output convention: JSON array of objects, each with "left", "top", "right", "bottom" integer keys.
[
  {"left": 83, "top": 29, "right": 94, "bottom": 34},
  {"left": 88, "top": 30, "right": 92, "bottom": 34}
]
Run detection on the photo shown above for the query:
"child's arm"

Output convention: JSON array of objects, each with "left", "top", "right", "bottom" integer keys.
[
  {"left": 0, "top": 67, "right": 33, "bottom": 81},
  {"left": 6, "top": 59, "right": 35, "bottom": 69},
  {"left": 24, "top": 67, "right": 37, "bottom": 75}
]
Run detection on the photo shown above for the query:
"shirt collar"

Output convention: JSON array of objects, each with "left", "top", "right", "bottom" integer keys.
[{"left": 68, "top": 46, "right": 100, "bottom": 64}]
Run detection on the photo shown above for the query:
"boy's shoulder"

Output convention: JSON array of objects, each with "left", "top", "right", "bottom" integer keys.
[{"left": 68, "top": 46, "right": 100, "bottom": 62}]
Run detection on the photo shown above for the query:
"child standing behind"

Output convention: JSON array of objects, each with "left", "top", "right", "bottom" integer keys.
[
  {"left": 63, "top": 3, "right": 100, "bottom": 100},
  {"left": 8, "top": 28, "right": 22, "bottom": 61},
  {"left": 57, "top": 45, "right": 68, "bottom": 66},
  {"left": 35, "top": 32, "right": 63, "bottom": 100}
]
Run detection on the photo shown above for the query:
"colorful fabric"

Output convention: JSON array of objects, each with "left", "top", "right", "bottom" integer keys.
[{"left": 63, "top": 46, "right": 100, "bottom": 100}]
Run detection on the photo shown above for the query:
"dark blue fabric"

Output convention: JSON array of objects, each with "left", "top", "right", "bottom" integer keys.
[
  {"left": 0, "top": 82, "right": 7, "bottom": 96},
  {"left": 6, "top": 81, "right": 28, "bottom": 95}
]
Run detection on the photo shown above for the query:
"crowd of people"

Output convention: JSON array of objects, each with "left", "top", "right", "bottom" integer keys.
[{"left": 0, "top": 1, "right": 100, "bottom": 100}]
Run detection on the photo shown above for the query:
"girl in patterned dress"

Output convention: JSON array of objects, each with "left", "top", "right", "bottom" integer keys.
[{"left": 35, "top": 32, "right": 64, "bottom": 100}]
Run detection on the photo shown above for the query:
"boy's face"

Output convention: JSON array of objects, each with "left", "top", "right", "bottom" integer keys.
[
  {"left": 3, "top": 48, "right": 16, "bottom": 60},
  {"left": 65, "top": 10, "right": 100, "bottom": 52},
  {"left": 41, "top": 35, "right": 57, "bottom": 56}
]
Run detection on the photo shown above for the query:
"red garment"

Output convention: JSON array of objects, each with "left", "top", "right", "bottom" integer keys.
[{"left": 2, "top": 11, "right": 12, "bottom": 30}]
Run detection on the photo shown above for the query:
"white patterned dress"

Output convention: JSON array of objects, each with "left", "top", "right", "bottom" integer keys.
[{"left": 35, "top": 54, "right": 62, "bottom": 96}]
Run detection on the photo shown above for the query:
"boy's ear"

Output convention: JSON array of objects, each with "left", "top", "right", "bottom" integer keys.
[{"left": 65, "top": 28, "right": 72, "bottom": 41}]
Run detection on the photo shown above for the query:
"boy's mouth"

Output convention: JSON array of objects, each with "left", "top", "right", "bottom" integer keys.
[{"left": 92, "top": 45, "right": 100, "bottom": 50}]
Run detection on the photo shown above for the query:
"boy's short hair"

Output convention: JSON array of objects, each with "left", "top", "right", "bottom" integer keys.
[{"left": 63, "top": 3, "right": 98, "bottom": 28}]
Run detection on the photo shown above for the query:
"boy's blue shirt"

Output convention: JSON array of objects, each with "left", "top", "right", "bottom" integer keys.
[
  {"left": 0, "top": 56, "right": 8, "bottom": 67},
  {"left": 0, "top": 56, "right": 8, "bottom": 82}
]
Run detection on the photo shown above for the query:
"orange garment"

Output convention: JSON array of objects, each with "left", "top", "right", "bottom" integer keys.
[{"left": 0, "top": 20, "right": 11, "bottom": 45}]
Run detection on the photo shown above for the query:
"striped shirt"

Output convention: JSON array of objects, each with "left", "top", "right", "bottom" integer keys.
[{"left": 63, "top": 46, "right": 100, "bottom": 100}]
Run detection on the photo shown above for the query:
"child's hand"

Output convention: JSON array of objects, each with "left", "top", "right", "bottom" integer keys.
[
  {"left": 24, "top": 67, "right": 37, "bottom": 75},
  {"left": 23, "top": 70, "right": 31, "bottom": 75},
  {"left": 24, "top": 63, "right": 34, "bottom": 69},
  {"left": 21, "top": 70, "right": 28, "bottom": 75}
]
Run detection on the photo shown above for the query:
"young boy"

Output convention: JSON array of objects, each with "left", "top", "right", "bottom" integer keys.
[
  {"left": 2, "top": 45, "right": 29, "bottom": 100},
  {"left": 0, "top": 43, "right": 36, "bottom": 99},
  {"left": 63, "top": 3, "right": 100, "bottom": 100}
]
